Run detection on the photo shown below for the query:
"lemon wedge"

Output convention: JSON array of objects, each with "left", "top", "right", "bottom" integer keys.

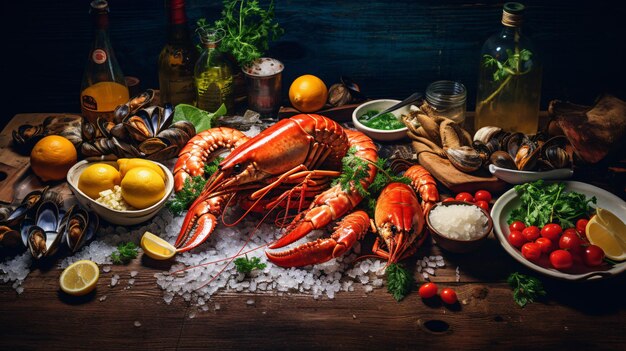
[
  {"left": 141, "top": 232, "right": 176, "bottom": 260},
  {"left": 59, "top": 260, "right": 100, "bottom": 296},
  {"left": 586, "top": 212, "right": 626, "bottom": 261},
  {"left": 595, "top": 208, "right": 626, "bottom": 244}
]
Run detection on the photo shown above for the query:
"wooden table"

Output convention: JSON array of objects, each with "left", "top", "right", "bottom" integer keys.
[{"left": 1, "top": 114, "right": 625, "bottom": 351}]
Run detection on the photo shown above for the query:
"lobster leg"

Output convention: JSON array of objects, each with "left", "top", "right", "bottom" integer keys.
[
  {"left": 266, "top": 211, "right": 370, "bottom": 267},
  {"left": 175, "top": 194, "right": 229, "bottom": 252}
]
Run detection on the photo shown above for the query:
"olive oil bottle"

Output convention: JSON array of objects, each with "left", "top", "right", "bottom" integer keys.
[
  {"left": 475, "top": 2, "right": 542, "bottom": 134},
  {"left": 194, "top": 28, "right": 234, "bottom": 112}
]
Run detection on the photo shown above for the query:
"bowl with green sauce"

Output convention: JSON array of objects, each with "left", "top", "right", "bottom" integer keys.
[{"left": 352, "top": 99, "right": 410, "bottom": 141}]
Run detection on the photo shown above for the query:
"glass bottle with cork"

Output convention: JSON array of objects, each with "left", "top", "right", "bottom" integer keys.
[
  {"left": 474, "top": 2, "right": 542, "bottom": 134},
  {"left": 194, "top": 27, "right": 234, "bottom": 113},
  {"left": 158, "top": 0, "right": 198, "bottom": 106},
  {"left": 80, "top": 0, "right": 129, "bottom": 124}
]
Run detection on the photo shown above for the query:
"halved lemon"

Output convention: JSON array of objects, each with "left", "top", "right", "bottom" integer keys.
[
  {"left": 586, "top": 212, "right": 626, "bottom": 261},
  {"left": 595, "top": 208, "right": 626, "bottom": 244},
  {"left": 141, "top": 232, "right": 176, "bottom": 260},
  {"left": 59, "top": 260, "right": 100, "bottom": 296}
]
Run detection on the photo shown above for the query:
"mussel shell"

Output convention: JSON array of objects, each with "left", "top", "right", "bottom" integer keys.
[
  {"left": 61, "top": 206, "right": 89, "bottom": 253},
  {"left": 109, "top": 123, "right": 129, "bottom": 140},
  {"left": 111, "top": 137, "right": 141, "bottom": 158},
  {"left": 97, "top": 117, "right": 116, "bottom": 138},
  {"left": 124, "top": 112, "right": 153, "bottom": 142},
  {"left": 26, "top": 226, "right": 48, "bottom": 259},
  {"left": 146, "top": 144, "right": 179, "bottom": 161},
  {"left": 169, "top": 120, "right": 196, "bottom": 139},
  {"left": 157, "top": 128, "right": 189, "bottom": 149},
  {"left": 4, "top": 187, "right": 49, "bottom": 226},
  {"left": 543, "top": 145, "right": 571, "bottom": 169},
  {"left": 128, "top": 89, "right": 155, "bottom": 113},
  {"left": 490, "top": 151, "right": 517, "bottom": 169},
  {"left": 81, "top": 119, "right": 97, "bottom": 141},
  {"left": 446, "top": 146, "right": 482, "bottom": 173},
  {"left": 515, "top": 144, "right": 540, "bottom": 171},
  {"left": 80, "top": 142, "right": 102, "bottom": 157},
  {"left": 340, "top": 76, "right": 366, "bottom": 100},
  {"left": 0, "top": 206, "right": 14, "bottom": 223},
  {"left": 114, "top": 104, "right": 130, "bottom": 124},
  {"left": 93, "top": 138, "right": 116, "bottom": 155},
  {"left": 505, "top": 132, "right": 529, "bottom": 158},
  {"left": 36, "top": 201, "right": 59, "bottom": 233},
  {"left": 473, "top": 126, "right": 502, "bottom": 144},
  {"left": 472, "top": 140, "right": 492, "bottom": 158},
  {"left": 139, "top": 137, "right": 169, "bottom": 155}
]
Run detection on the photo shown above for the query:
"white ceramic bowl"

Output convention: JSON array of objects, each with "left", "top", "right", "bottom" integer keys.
[
  {"left": 66, "top": 159, "right": 174, "bottom": 226},
  {"left": 489, "top": 164, "right": 573, "bottom": 185},
  {"left": 352, "top": 99, "right": 410, "bottom": 141},
  {"left": 491, "top": 181, "right": 626, "bottom": 281}
]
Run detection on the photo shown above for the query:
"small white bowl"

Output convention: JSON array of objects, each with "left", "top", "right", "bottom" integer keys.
[
  {"left": 66, "top": 159, "right": 174, "bottom": 226},
  {"left": 352, "top": 99, "right": 410, "bottom": 141}
]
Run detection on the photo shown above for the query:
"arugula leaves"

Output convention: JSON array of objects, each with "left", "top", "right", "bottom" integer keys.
[
  {"left": 508, "top": 180, "right": 596, "bottom": 228},
  {"left": 234, "top": 255, "right": 267, "bottom": 275},
  {"left": 167, "top": 157, "right": 224, "bottom": 216},
  {"left": 202, "top": 0, "right": 284, "bottom": 66},
  {"left": 111, "top": 242, "right": 139, "bottom": 265},
  {"left": 507, "top": 272, "right": 546, "bottom": 307},
  {"left": 386, "top": 263, "right": 414, "bottom": 301}
]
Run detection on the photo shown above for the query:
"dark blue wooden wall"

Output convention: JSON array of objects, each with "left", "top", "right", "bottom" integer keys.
[{"left": 2, "top": 0, "right": 625, "bottom": 127}]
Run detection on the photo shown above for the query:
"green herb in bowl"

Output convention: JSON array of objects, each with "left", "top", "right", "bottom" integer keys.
[{"left": 358, "top": 110, "right": 405, "bottom": 130}]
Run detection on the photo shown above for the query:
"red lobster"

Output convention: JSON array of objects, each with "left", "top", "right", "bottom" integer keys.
[{"left": 172, "top": 115, "right": 378, "bottom": 267}]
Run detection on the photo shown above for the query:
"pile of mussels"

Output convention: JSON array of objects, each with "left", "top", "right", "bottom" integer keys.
[
  {"left": 446, "top": 126, "right": 572, "bottom": 173},
  {"left": 0, "top": 187, "right": 98, "bottom": 260},
  {"left": 12, "top": 89, "right": 197, "bottom": 161}
]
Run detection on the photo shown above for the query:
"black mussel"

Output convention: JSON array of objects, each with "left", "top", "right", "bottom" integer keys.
[
  {"left": 138, "top": 137, "right": 169, "bottom": 155},
  {"left": 0, "top": 206, "right": 13, "bottom": 223},
  {"left": 515, "top": 144, "right": 540, "bottom": 171},
  {"left": 80, "top": 142, "right": 102, "bottom": 157},
  {"left": 81, "top": 119, "right": 97, "bottom": 141},
  {"left": 35, "top": 201, "right": 59, "bottom": 233},
  {"left": 490, "top": 151, "right": 516, "bottom": 169},
  {"left": 96, "top": 117, "right": 116, "bottom": 138},
  {"left": 111, "top": 137, "right": 141, "bottom": 158},
  {"left": 544, "top": 145, "right": 571, "bottom": 169},
  {"left": 109, "top": 123, "right": 129, "bottom": 140},
  {"left": 157, "top": 128, "right": 189, "bottom": 149},
  {"left": 4, "top": 187, "right": 50, "bottom": 226},
  {"left": 340, "top": 76, "right": 366, "bottom": 100},
  {"left": 12, "top": 124, "right": 44, "bottom": 154},
  {"left": 146, "top": 144, "right": 179, "bottom": 161}
]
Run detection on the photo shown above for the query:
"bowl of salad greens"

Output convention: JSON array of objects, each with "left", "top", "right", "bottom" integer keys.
[{"left": 352, "top": 99, "right": 410, "bottom": 141}]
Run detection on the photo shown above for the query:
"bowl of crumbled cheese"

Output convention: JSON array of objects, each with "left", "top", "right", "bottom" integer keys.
[
  {"left": 66, "top": 159, "right": 174, "bottom": 226},
  {"left": 426, "top": 201, "right": 493, "bottom": 253}
]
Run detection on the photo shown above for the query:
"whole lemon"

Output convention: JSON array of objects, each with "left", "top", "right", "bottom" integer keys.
[
  {"left": 121, "top": 167, "right": 166, "bottom": 210},
  {"left": 30, "top": 135, "right": 78, "bottom": 182},
  {"left": 289, "top": 74, "right": 328, "bottom": 112},
  {"left": 117, "top": 158, "right": 166, "bottom": 181},
  {"left": 78, "top": 163, "right": 121, "bottom": 199}
]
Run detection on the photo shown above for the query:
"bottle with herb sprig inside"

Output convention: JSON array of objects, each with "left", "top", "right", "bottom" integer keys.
[{"left": 475, "top": 2, "right": 542, "bottom": 135}]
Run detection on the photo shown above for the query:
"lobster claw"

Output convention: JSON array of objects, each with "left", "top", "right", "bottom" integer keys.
[
  {"left": 175, "top": 196, "right": 224, "bottom": 252},
  {"left": 266, "top": 211, "right": 370, "bottom": 267}
]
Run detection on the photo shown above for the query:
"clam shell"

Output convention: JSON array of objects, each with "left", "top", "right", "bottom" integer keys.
[{"left": 446, "top": 146, "right": 482, "bottom": 173}]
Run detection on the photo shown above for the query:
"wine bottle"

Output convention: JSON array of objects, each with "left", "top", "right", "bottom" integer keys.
[
  {"left": 80, "top": 0, "right": 129, "bottom": 124},
  {"left": 158, "top": 0, "right": 198, "bottom": 106}
]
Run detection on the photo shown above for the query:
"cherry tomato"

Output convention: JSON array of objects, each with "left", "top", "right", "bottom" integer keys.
[
  {"left": 509, "top": 221, "right": 526, "bottom": 232},
  {"left": 522, "top": 226, "right": 541, "bottom": 241},
  {"left": 455, "top": 192, "right": 474, "bottom": 203},
  {"left": 418, "top": 282, "right": 438, "bottom": 299},
  {"left": 521, "top": 242, "right": 542, "bottom": 261},
  {"left": 535, "top": 237, "right": 554, "bottom": 254},
  {"left": 508, "top": 230, "right": 527, "bottom": 248},
  {"left": 582, "top": 245, "right": 605, "bottom": 267},
  {"left": 541, "top": 223, "right": 563, "bottom": 241},
  {"left": 440, "top": 288, "right": 458, "bottom": 304},
  {"left": 559, "top": 231, "right": 582, "bottom": 253},
  {"left": 443, "top": 197, "right": 456, "bottom": 203},
  {"left": 550, "top": 250, "right": 573, "bottom": 270},
  {"left": 474, "top": 190, "right": 492, "bottom": 203},
  {"left": 475, "top": 200, "right": 489, "bottom": 211},
  {"left": 576, "top": 218, "right": 589, "bottom": 237}
]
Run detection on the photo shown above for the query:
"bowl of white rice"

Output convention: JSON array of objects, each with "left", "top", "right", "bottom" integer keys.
[{"left": 426, "top": 201, "right": 493, "bottom": 253}]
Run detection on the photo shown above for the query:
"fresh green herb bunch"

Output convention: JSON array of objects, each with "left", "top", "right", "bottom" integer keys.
[
  {"left": 507, "top": 180, "right": 596, "bottom": 228},
  {"left": 167, "top": 157, "right": 224, "bottom": 216},
  {"left": 234, "top": 255, "right": 267, "bottom": 275},
  {"left": 480, "top": 48, "right": 533, "bottom": 106},
  {"left": 111, "top": 242, "right": 139, "bottom": 265},
  {"left": 507, "top": 272, "right": 546, "bottom": 307},
  {"left": 386, "top": 263, "right": 414, "bottom": 301},
  {"left": 199, "top": 0, "right": 284, "bottom": 66}
]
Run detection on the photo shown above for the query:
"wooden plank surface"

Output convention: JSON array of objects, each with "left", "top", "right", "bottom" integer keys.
[{"left": 1, "top": 114, "right": 625, "bottom": 351}]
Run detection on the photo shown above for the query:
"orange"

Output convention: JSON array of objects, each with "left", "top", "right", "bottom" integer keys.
[
  {"left": 289, "top": 74, "right": 328, "bottom": 112},
  {"left": 30, "top": 135, "right": 78, "bottom": 182}
]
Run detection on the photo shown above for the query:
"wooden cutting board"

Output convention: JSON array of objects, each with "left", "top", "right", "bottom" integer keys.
[{"left": 0, "top": 113, "right": 76, "bottom": 204}]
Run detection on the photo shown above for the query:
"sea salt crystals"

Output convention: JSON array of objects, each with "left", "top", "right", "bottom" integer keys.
[
  {"left": 417, "top": 255, "right": 445, "bottom": 281},
  {"left": 428, "top": 204, "right": 488, "bottom": 240}
]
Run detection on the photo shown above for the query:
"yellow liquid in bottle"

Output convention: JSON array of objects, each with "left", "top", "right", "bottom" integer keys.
[
  {"left": 80, "top": 81, "right": 129, "bottom": 123},
  {"left": 195, "top": 68, "right": 233, "bottom": 112}
]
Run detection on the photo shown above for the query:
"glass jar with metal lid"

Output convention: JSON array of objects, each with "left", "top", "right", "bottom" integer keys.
[{"left": 425, "top": 80, "right": 467, "bottom": 124}]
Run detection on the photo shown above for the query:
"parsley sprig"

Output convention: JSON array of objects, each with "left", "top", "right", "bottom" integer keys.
[
  {"left": 480, "top": 47, "right": 533, "bottom": 107},
  {"left": 507, "top": 272, "right": 546, "bottom": 307},
  {"left": 234, "top": 255, "right": 267, "bottom": 275},
  {"left": 111, "top": 242, "right": 139, "bottom": 265},
  {"left": 508, "top": 180, "right": 596, "bottom": 228},
  {"left": 167, "top": 157, "right": 224, "bottom": 216},
  {"left": 386, "top": 263, "right": 414, "bottom": 301}
]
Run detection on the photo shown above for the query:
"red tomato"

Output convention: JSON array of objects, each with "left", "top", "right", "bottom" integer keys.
[
  {"left": 521, "top": 242, "right": 542, "bottom": 261},
  {"left": 440, "top": 288, "right": 458, "bottom": 304},
  {"left": 475, "top": 200, "right": 489, "bottom": 211},
  {"left": 418, "top": 282, "right": 438, "bottom": 299},
  {"left": 559, "top": 231, "right": 582, "bottom": 253},
  {"left": 576, "top": 218, "right": 589, "bottom": 237},
  {"left": 455, "top": 192, "right": 474, "bottom": 203},
  {"left": 535, "top": 237, "right": 554, "bottom": 254},
  {"left": 550, "top": 250, "right": 573, "bottom": 270},
  {"left": 443, "top": 197, "right": 456, "bottom": 203},
  {"left": 474, "top": 190, "right": 492, "bottom": 203},
  {"left": 508, "top": 230, "right": 527, "bottom": 248},
  {"left": 509, "top": 221, "right": 526, "bottom": 232},
  {"left": 582, "top": 245, "right": 605, "bottom": 267},
  {"left": 541, "top": 223, "right": 563, "bottom": 241},
  {"left": 522, "top": 226, "right": 541, "bottom": 241}
]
